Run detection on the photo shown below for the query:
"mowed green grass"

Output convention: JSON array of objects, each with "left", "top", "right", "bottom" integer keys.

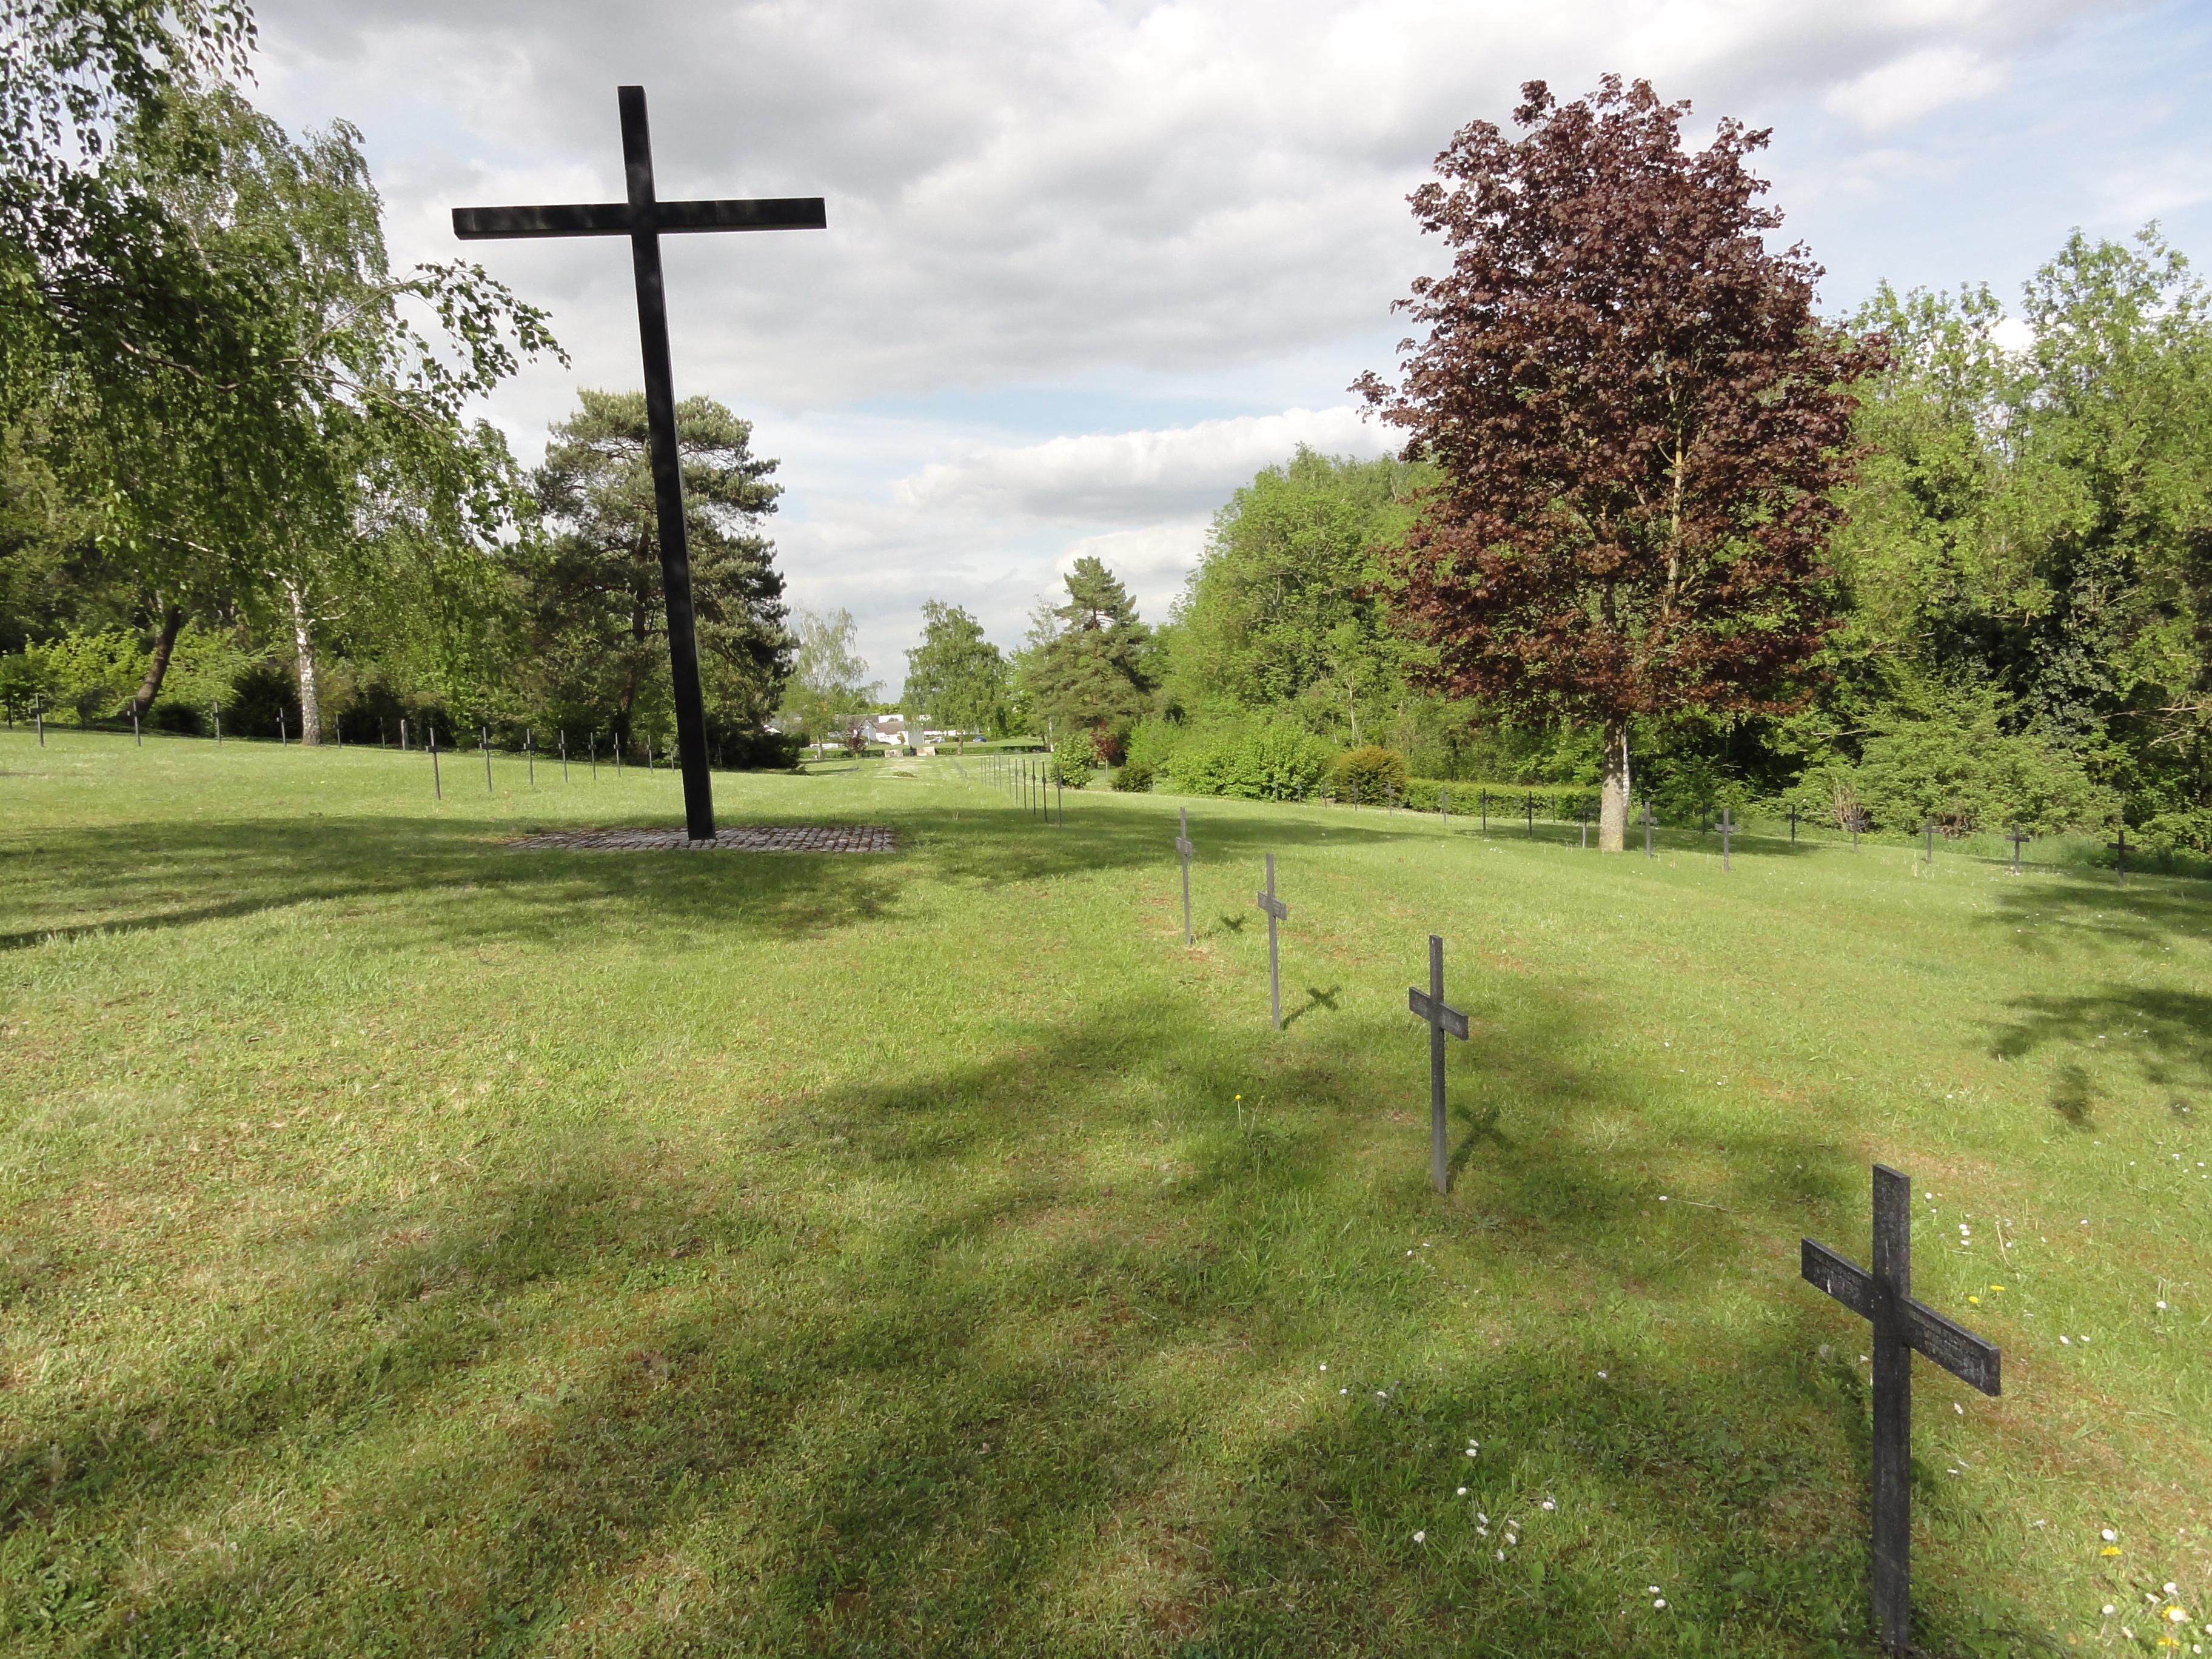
[{"left": 1, "top": 729, "right": 2207, "bottom": 1658}]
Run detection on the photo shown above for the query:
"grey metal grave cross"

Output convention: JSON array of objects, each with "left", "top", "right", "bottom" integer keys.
[
  {"left": 1175, "top": 807, "right": 1195, "bottom": 946},
  {"left": 1802, "top": 1165, "right": 2000, "bottom": 1655},
  {"left": 454, "top": 85, "right": 825, "bottom": 842},
  {"left": 2008, "top": 823, "right": 2027, "bottom": 874},
  {"left": 2108, "top": 824, "right": 2128, "bottom": 885},
  {"left": 1406, "top": 933, "right": 1469, "bottom": 1193},
  {"left": 1256, "top": 854, "right": 1289, "bottom": 1030},
  {"left": 1720, "top": 806, "right": 1735, "bottom": 871},
  {"left": 1639, "top": 800, "right": 1656, "bottom": 859}
]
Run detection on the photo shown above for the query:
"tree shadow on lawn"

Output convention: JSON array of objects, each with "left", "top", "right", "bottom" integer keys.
[
  {"left": 1980, "top": 868, "right": 2212, "bottom": 957},
  {"left": 0, "top": 988, "right": 2048, "bottom": 1656},
  {"left": 1985, "top": 985, "right": 2212, "bottom": 1128},
  {"left": 0, "top": 803, "right": 1415, "bottom": 959}
]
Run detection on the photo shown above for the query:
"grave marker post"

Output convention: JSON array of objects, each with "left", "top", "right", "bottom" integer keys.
[
  {"left": 1255, "top": 854, "right": 1288, "bottom": 1031},
  {"left": 482, "top": 726, "right": 494, "bottom": 792},
  {"left": 1721, "top": 806, "right": 1734, "bottom": 871},
  {"left": 560, "top": 730, "right": 569, "bottom": 782},
  {"left": 454, "top": 85, "right": 826, "bottom": 842},
  {"left": 1850, "top": 808, "right": 1861, "bottom": 853},
  {"left": 1439, "top": 785, "right": 1450, "bottom": 828},
  {"left": 1640, "top": 800, "right": 1656, "bottom": 859},
  {"left": 399, "top": 717, "right": 407, "bottom": 752},
  {"left": 1924, "top": 819, "right": 1934, "bottom": 866},
  {"left": 589, "top": 733, "right": 598, "bottom": 780},
  {"left": 2108, "top": 824, "right": 2128, "bottom": 885},
  {"left": 35, "top": 705, "right": 44, "bottom": 746},
  {"left": 1802, "top": 1164, "right": 2000, "bottom": 1654},
  {"left": 213, "top": 705, "right": 221, "bottom": 744},
  {"left": 1406, "top": 933, "right": 1470, "bottom": 1193},
  {"left": 1175, "top": 808, "right": 1195, "bottom": 945},
  {"left": 1480, "top": 789, "right": 1488, "bottom": 835},
  {"left": 132, "top": 707, "right": 141, "bottom": 746},
  {"left": 2009, "top": 824, "right": 2026, "bottom": 874},
  {"left": 526, "top": 728, "right": 535, "bottom": 789},
  {"left": 1789, "top": 804, "right": 1798, "bottom": 842},
  {"left": 429, "top": 722, "right": 442, "bottom": 800},
  {"left": 1580, "top": 798, "right": 1590, "bottom": 850},
  {"left": 615, "top": 734, "right": 623, "bottom": 774},
  {"left": 1525, "top": 792, "right": 1534, "bottom": 839},
  {"left": 278, "top": 707, "right": 286, "bottom": 745}
]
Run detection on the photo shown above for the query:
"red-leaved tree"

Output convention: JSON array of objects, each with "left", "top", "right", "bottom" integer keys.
[{"left": 1355, "top": 77, "right": 1885, "bottom": 851}]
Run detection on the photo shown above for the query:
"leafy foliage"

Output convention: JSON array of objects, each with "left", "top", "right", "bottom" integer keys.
[
  {"left": 1016, "top": 556, "right": 1153, "bottom": 737},
  {"left": 1048, "top": 730, "right": 1095, "bottom": 789},
  {"left": 1329, "top": 744, "right": 1411, "bottom": 805},
  {"left": 520, "top": 389, "right": 791, "bottom": 748},
  {"left": 902, "top": 600, "right": 1007, "bottom": 737}
]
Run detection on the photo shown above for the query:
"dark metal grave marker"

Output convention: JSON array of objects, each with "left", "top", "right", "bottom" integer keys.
[
  {"left": 1640, "top": 800, "right": 1656, "bottom": 859},
  {"left": 1788, "top": 804, "right": 1798, "bottom": 842},
  {"left": 1924, "top": 819, "right": 1934, "bottom": 865},
  {"left": 526, "top": 728, "right": 535, "bottom": 788},
  {"left": 2008, "top": 824, "right": 2026, "bottom": 874},
  {"left": 1480, "top": 789, "right": 1488, "bottom": 835},
  {"left": 589, "top": 734, "right": 598, "bottom": 780},
  {"left": 429, "top": 723, "right": 442, "bottom": 800},
  {"left": 615, "top": 734, "right": 623, "bottom": 774},
  {"left": 1720, "top": 806, "right": 1734, "bottom": 871},
  {"left": 481, "top": 725, "right": 493, "bottom": 792},
  {"left": 399, "top": 717, "right": 407, "bottom": 752},
  {"left": 1406, "top": 933, "right": 1469, "bottom": 1193},
  {"left": 2108, "top": 824, "right": 2128, "bottom": 885},
  {"left": 560, "top": 730, "right": 569, "bottom": 782},
  {"left": 1175, "top": 807, "right": 1195, "bottom": 945},
  {"left": 1524, "top": 792, "right": 1534, "bottom": 839},
  {"left": 1256, "top": 854, "right": 1288, "bottom": 1030},
  {"left": 277, "top": 708, "right": 286, "bottom": 745},
  {"left": 455, "top": 85, "right": 826, "bottom": 842},
  {"left": 132, "top": 707, "right": 141, "bottom": 746},
  {"left": 1851, "top": 808, "right": 1862, "bottom": 853},
  {"left": 213, "top": 704, "right": 221, "bottom": 744},
  {"left": 35, "top": 706, "right": 44, "bottom": 746},
  {"left": 1802, "top": 1164, "right": 2000, "bottom": 1655}
]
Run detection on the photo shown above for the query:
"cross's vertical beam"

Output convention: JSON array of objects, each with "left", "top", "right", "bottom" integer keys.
[
  {"left": 1721, "top": 807, "right": 1734, "bottom": 871},
  {"left": 618, "top": 87, "right": 716, "bottom": 842},
  {"left": 1264, "top": 854, "right": 1282, "bottom": 1030},
  {"left": 1177, "top": 806, "right": 1193, "bottom": 946},
  {"left": 1427, "top": 933, "right": 1448, "bottom": 1193},
  {"left": 1870, "top": 1164, "right": 1912, "bottom": 1653}
]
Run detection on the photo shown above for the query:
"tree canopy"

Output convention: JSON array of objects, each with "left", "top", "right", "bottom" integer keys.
[
  {"left": 902, "top": 600, "right": 1007, "bottom": 737},
  {"left": 1017, "top": 555, "right": 1153, "bottom": 739},
  {"left": 1355, "top": 76, "right": 1883, "bottom": 849}
]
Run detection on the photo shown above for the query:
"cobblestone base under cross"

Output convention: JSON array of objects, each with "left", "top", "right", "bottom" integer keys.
[{"left": 505, "top": 826, "right": 895, "bottom": 853}]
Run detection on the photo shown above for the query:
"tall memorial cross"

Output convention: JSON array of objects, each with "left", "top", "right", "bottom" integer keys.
[
  {"left": 1255, "top": 854, "right": 1289, "bottom": 1030},
  {"left": 453, "top": 85, "right": 826, "bottom": 842},
  {"left": 1802, "top": 1165, "right": 2000, "bottom": 1655},
  {"left": 1406, "top": 934, "right": 1469, "bottom": 1193},
  {"left": 1175, "top": 807, "right": 1195, "bottom": 946}
]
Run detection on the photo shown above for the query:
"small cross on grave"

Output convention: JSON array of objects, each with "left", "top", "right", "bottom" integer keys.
[
  {"left": 1851, "top": 807, "right": 1863, "bottom": 852},
  {"left": 1788, "top": 804, "right": 1799, "bottom": 843},
  {"left": 2008, "top": 823, "right": 2027, "bottom": 874},
  {"left": 1639, "top": 800, "right": 1656, "bottom": 859},
  {"left": 1175, "top": 808, "right": 1195, "bottom": 946},
  {"left": 1406, "top": 934, "right": 1470, "bottom": 1193},
  {"left": 455, "top": 86, "right": 825, "bottom": 842},
  {"left": 1255, "top": 854, "right": 1289, "bottom": 1031},
  {"left": 1524, "top": 792, "right": 1535, "bottom": 839},
  {"left": 1803, "top": 1165, "right": 2000, "bottom": 1655},
  {"left": 1438, "top": 785, "right": 1450, "bottom": 828},
  {"left": 427, "top": 722, "right": 442, "bottom": 800},
  {"left": 2107, "top": 824, "right": 2128, "bottom": 885},
  {"left": 1479, "top": 789, "right": 1489, "bottom": 835},
  {"left": 1924, "top": 819, "right": 1936, "bottom": 865},
  {"left": 1719, "top": 806, "right": 1735, "bottom": 871},
  {"left": 481, "top": 725, "right": 494, "bottom": 792}
]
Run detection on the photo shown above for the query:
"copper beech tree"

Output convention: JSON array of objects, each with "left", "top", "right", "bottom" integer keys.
[{"left": 1355, "top": 78, "right": 1884, "bottom": 851}]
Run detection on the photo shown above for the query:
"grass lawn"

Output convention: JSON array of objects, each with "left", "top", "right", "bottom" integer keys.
[{"left": 1, "top": 728, "right": 2207, "bottom": 1657}]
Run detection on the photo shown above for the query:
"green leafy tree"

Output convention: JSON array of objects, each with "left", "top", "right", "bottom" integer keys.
[
  {"left": 523, "top": 389, "right": 792, "bottom": 748},
  {"left": 901, "top": 600, "right": 1005, "bottom": 740},
  {"left": 782, "top": 606, "right": 877, "bottom": 748},
  {"left": 1162, "top": 447, "right": 1423, "bottom": 743},
  {"left": 1016, "top": 556, "right": 1153, "bottom": 740}
]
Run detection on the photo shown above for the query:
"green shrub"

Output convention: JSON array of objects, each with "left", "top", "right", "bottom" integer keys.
[
  {"left": 148, "top": 701, "right": 205, "bottom": 736},
  {"left": 1050, "top": 732, "right": 1096, "bottom": 789},
  {"left": 1170, "top": 719, "right": 1329, "bottom": 801},
  {"left": 1111, "top": 760, "right": 1156, "bottom": 793},
  {"left": 1851, "top": 705, "right": 2113, "bottom": 834},
  {"left": 1330, "top": 745, "right": 1409, "bottom": 805}
]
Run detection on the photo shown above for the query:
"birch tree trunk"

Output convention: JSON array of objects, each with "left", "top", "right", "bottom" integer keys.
[
  {"left": 1599, "top": 714, "right": 1631, "bottom": 853},
  {"left": 131, "top": 605, "right": 183, "bottom": 719},
  {"left": 287, "top": 580, "right": 323, "bottom": 746}
]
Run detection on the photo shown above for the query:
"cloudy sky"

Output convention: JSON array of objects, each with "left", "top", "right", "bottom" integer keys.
[{"left": 249, "top": 0, "right": 2212, "bottom": 688}]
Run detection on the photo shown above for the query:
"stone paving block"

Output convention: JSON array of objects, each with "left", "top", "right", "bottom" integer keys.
[{"left": 506, "top": 825, "right": 896, "bottom": 853}]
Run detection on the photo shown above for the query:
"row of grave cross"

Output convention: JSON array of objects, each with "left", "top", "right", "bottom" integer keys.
[{"left": 1167, "top": 813, "right": 2001, "bottom": 1653}]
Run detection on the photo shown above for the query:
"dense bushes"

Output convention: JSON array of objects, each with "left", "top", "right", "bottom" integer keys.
[
  {"left": 1168, "top": 719, "right": 1330, "bottom": 800},
  {"left": 1330, "top": 745, "right": 1409, "bottom": 805},
  {"left": 1050, "top": 731, "right": 1096, "bottom": 788},
  {"left": 1111, "top": 760, "right": 1155, "bottom": 792}
]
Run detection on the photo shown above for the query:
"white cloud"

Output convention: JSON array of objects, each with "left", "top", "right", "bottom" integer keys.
[
  {"left": 1823, "top": 45, "right": 2009, "bottom": 133},
  {"left": 894, "top": 407, "right": 1390, "bottom": 520}
]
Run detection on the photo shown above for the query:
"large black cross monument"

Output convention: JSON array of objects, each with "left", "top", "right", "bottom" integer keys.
[{"left": 454, "top": 86, "right": 825, "bottom": 841}]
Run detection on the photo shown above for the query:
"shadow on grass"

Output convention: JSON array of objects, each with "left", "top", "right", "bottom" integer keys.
[
  {"left": 0, "top": 980, "right": 2047, "bottom": 1657},
  {"left": 1982, "top": 868, "right": 2212, "bottom": 956},
  {"left": 1985, "top": 985, "right": 2212, "bottom": 1128}
]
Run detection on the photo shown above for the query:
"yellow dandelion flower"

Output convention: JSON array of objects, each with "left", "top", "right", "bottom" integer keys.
[
  {"left": 1968, "top": 1296, "right": 1981, "bottom": 1304},
  {"left": 2102, "top": 1546, "right": 2123, "bottom": 1557}
]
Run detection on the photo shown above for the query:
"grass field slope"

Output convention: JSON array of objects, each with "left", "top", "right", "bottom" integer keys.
[{"left": 2, "top": 729, "right": 2207, "bottom": 1657}]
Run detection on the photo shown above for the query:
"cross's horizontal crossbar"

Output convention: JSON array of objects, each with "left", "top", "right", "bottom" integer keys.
[
  {"left": 1175, "top": 839, "right": 1194, "bottom": 858},
  {"left": 1256, "top": 894, "right": 1288, "bottom": 919},
  {"left": 452, "top": 196, "right": 828, "bottom": 241},
  {"left": 1800, "top": 1239, "right": 2001, "bottom": 1395},
  {"left": 1407, "top": 988, "right": 1470, "bottom": 1039}
]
